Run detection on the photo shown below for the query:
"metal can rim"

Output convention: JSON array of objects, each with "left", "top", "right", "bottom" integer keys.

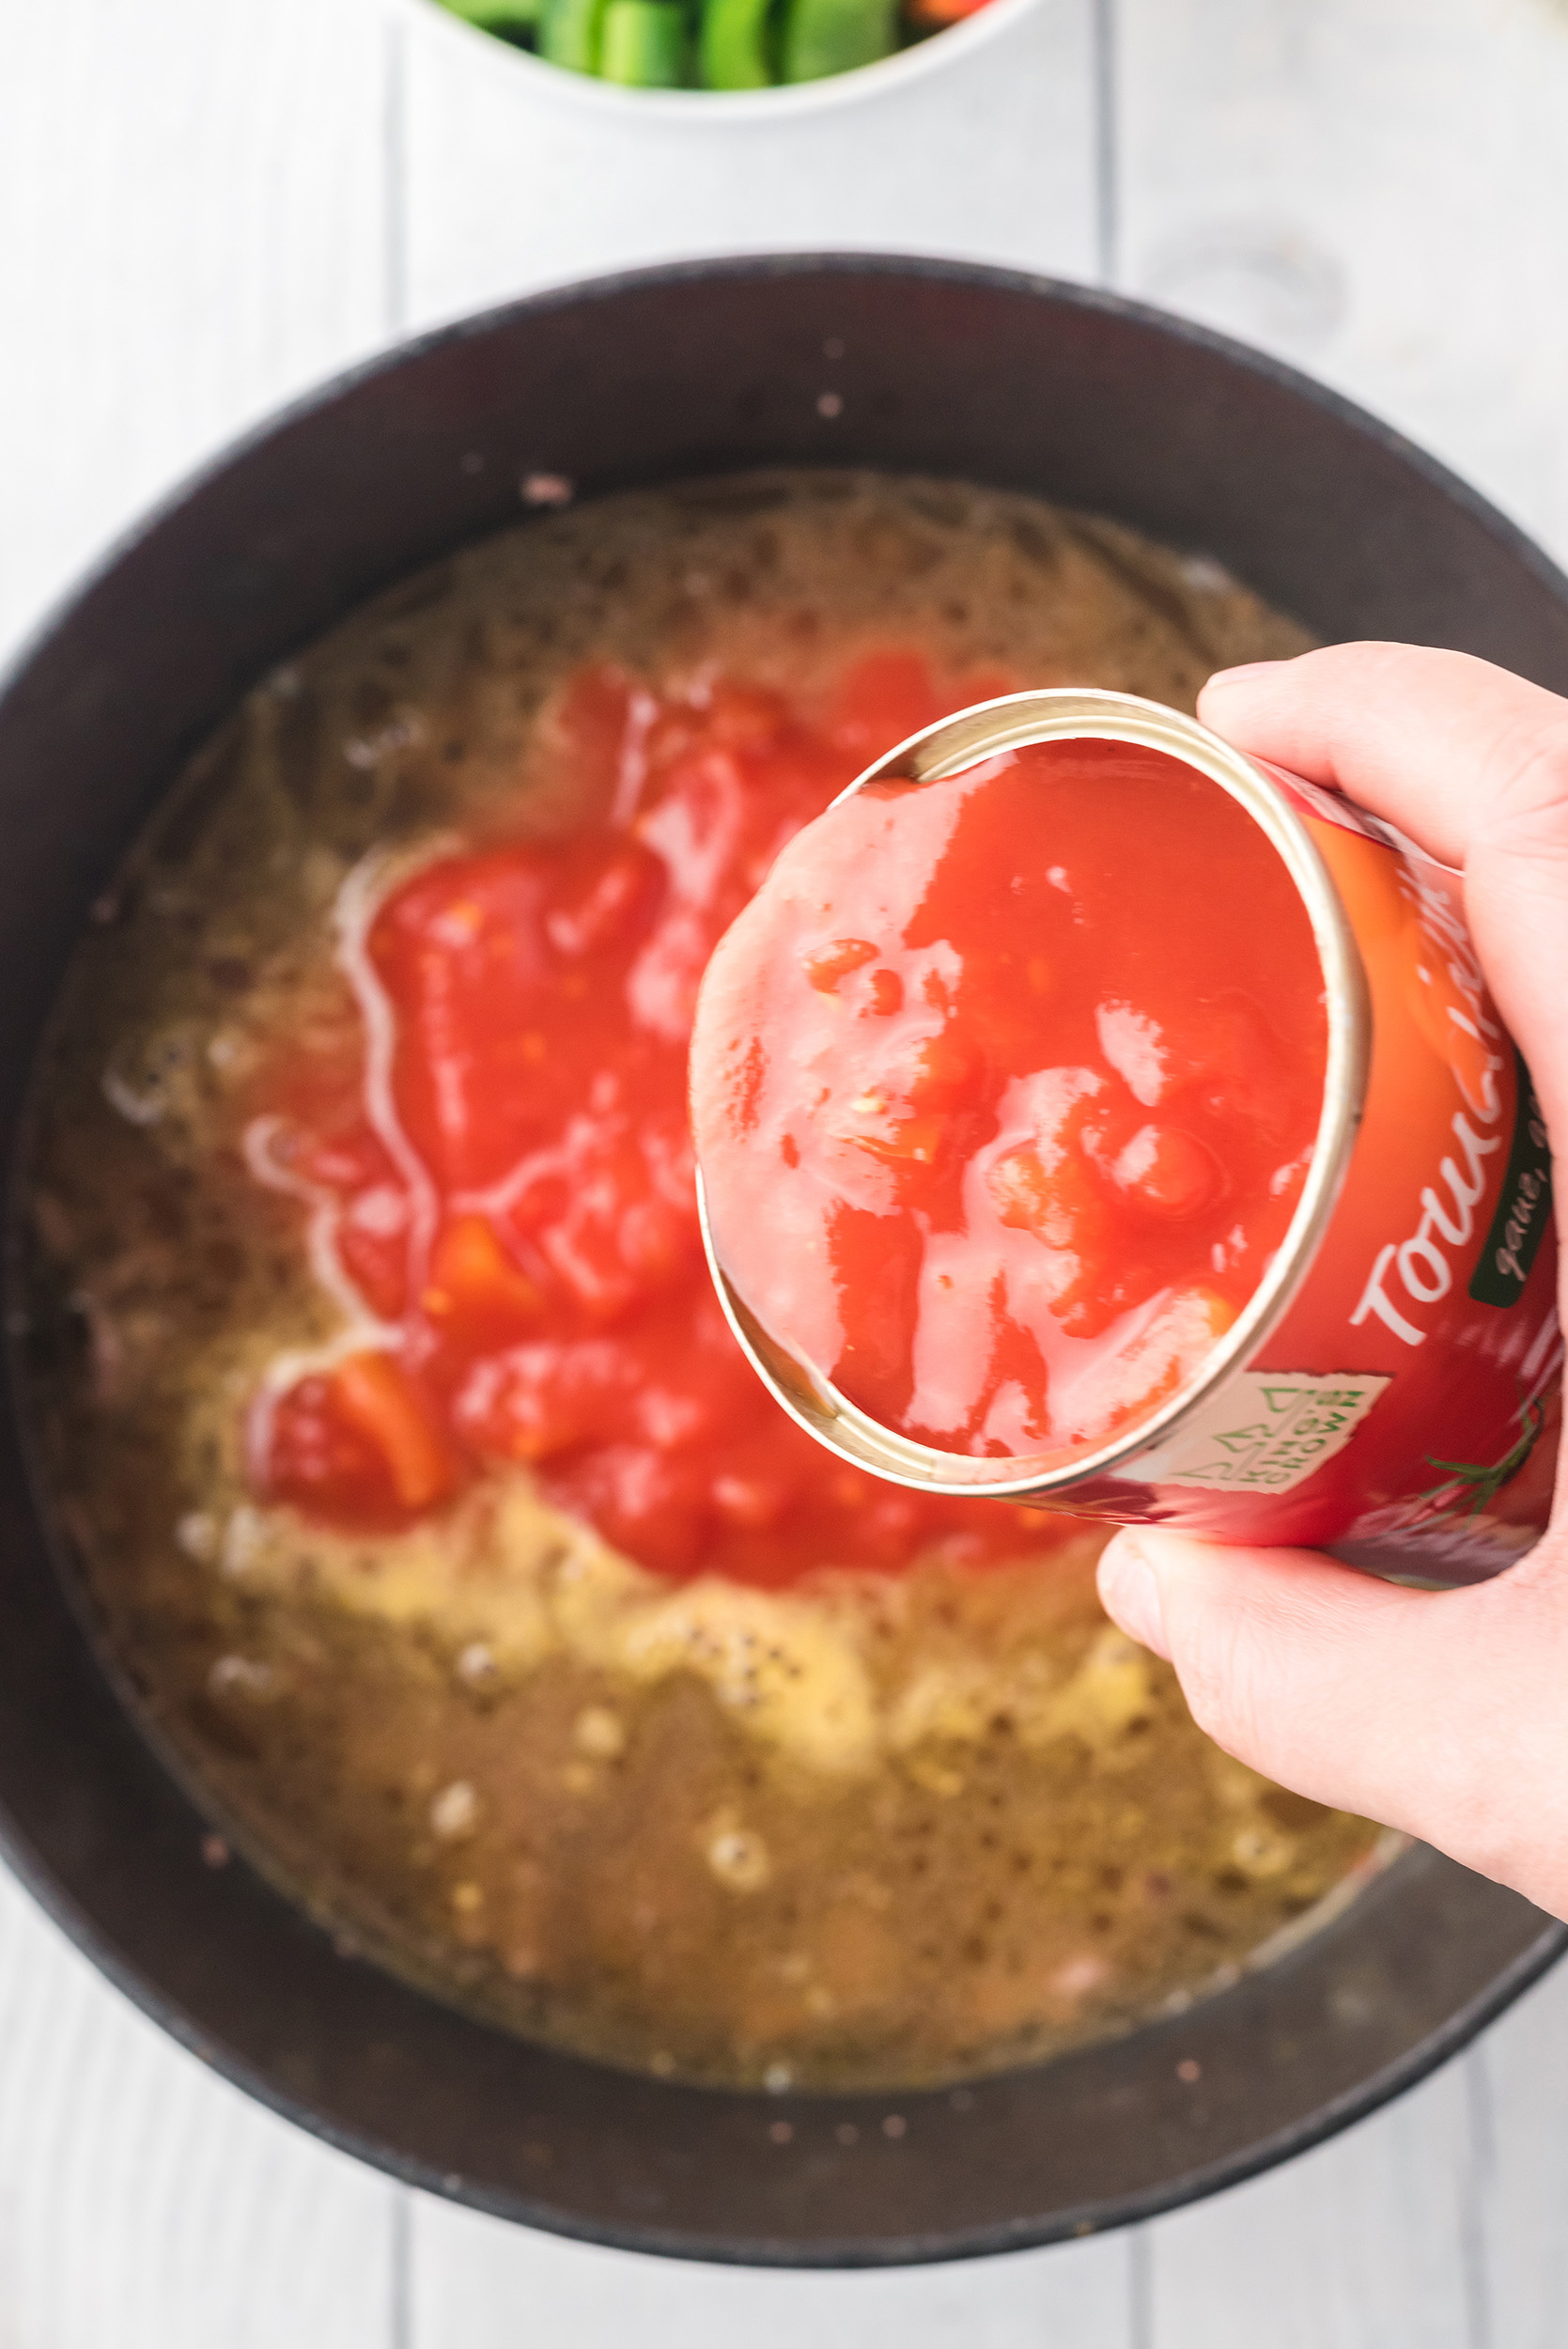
[{"left": 696, "top": 686, "right": 1373, "bottom": 1500}]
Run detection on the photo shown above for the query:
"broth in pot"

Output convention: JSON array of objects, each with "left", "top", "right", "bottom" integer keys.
[{"left": 20, "top": 472, "right": 1386, "bottom": 2091}]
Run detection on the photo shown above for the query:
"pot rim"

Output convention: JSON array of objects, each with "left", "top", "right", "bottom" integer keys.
[
  {"left": 8, "top": 250, "right": 1568, "bottom": 724},
  {"left": 0, "top": 1806, "right": 1558, "bottom": 2265}
]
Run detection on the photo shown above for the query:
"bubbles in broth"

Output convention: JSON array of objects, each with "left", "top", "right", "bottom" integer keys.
[{"left": 19, "top": 474, "right": 1386, "bottom": 2090}]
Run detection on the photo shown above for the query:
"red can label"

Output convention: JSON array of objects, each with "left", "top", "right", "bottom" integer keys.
[{"left": 1120, "top": 770, "right": 1561, "bottom": 1583}]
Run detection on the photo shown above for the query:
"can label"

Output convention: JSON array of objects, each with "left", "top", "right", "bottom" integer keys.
[
  {"left": 1131, "top": 777, "right": 1561, "bottom": 1583},
  {"left": 1141, "top": 1372, "right": 1391, "bottom": 1497},
  {"left": 1469, "top": 1051, "right": 1553, "bottom": 1308}
]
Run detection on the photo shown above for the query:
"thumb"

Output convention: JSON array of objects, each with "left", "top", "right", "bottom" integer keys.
[{"left": 1096, "top": 1525, "right": 1568, "bottom": 1918}]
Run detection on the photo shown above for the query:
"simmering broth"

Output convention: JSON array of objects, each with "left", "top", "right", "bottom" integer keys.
[{"left": 20, "top": 473, "right": 1384, "bottom": 2090}]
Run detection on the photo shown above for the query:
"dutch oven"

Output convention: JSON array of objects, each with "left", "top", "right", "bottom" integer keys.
[{"left": 0, "top": 254, "right": 1562, "bottom": 2265}]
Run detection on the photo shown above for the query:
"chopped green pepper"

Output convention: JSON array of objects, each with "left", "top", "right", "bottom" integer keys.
[
  {"left": 439, "top": 0, "right": 544, "bottom": 31},
  {"left": 699, "top": 0, "right": 774, "bottom": 87},
  {"left": 539, "top": 0, "right": 607, "bottom": 72},
  {"left": 600, "top": 0, "right": 688, "bottom": 78},
  {"left": 780, "top": 0, "right": 896, "bottom": 80}
]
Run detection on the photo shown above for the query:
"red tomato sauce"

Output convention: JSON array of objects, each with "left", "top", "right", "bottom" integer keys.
[
  {"left": 691, "top": 738, "right": 1327, "bottom": 1460},
  {"left": 246, "top": 655, "right": 1082, "bottom": 1583}
]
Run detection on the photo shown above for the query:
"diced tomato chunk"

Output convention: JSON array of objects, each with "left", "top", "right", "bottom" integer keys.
[
  {"left": 333, "top": 1350, "right": 456, "bottom": 1510},
  {"left": 547, "top": 1443, "right": 714, "bottom": 1579},
  {"left": 264, "top": 1351, "right": 454, "bottom": 1527},
  {"left": 456, "top": 1338, "right": 635, "bottom": 1464},
  {"left": 802, "top": 938, "right": 878, "bottom": 993},
  {"left": 422, "top": 1216, "right": 545, "bottom": 1349}
]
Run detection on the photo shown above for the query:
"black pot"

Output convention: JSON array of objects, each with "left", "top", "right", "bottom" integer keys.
[{"left": 0, "top": 255, "right": 1562, "bottom": 2268}]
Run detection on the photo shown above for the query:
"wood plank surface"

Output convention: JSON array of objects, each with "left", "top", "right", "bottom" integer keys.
[
  {"left": 1111, "top": 14, "right": 1568, "bottom": 2323},
  {"left": 0, "top": 0, "right": 401, "bottom": 2340},
  {"left": 0, "top": 1861, "right": 397, "bottom": 2348},
  {"left": 408, "top": 2192, "right": 1133, "bottom": 2346},
  {"left": 0, "top": 0, "right": 390, "bottom": 661},
  {"left": 1112, "top": 0, "right": 1568, "bottom": 568},
  {"left": 396, "top": 0, "right": 1097, "bottom": 331},
  {"left": 4, "top": 0, "right": 1568, "bottom": 2341},
  {"left": 1470, "top": 1955, "right": 1568, "bottom": 2349},
  {"left": 1145, "top": 2055, "right": 1480, "bottom": 2349}
]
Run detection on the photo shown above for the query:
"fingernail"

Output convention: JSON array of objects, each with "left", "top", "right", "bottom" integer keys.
[{"left": 1097, "top": 1534, "right": 1172, "bottom": 1660}]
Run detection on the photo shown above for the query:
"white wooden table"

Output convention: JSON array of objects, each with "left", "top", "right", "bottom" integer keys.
[{"left": 5, "top": 0, "right": 1568, "bottom": 2337}]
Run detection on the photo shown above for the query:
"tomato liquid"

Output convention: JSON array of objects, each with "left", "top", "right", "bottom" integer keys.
[{"left": 692, "top": 739, "right": 1327, "bottom": 1463}]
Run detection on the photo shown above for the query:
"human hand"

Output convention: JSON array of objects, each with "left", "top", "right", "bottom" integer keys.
[{"left": 1096, "top": 642, "right": 1568, "bottom": 1919}]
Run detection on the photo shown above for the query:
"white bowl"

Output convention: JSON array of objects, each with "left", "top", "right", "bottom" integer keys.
[{"left": 403, "top": 0, "right": 1044, "bottom": 117}]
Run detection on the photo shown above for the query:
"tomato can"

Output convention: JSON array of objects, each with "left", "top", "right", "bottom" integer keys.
[{"left": 696, "top": 689, "right": 1561, "bottom": 1586}]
